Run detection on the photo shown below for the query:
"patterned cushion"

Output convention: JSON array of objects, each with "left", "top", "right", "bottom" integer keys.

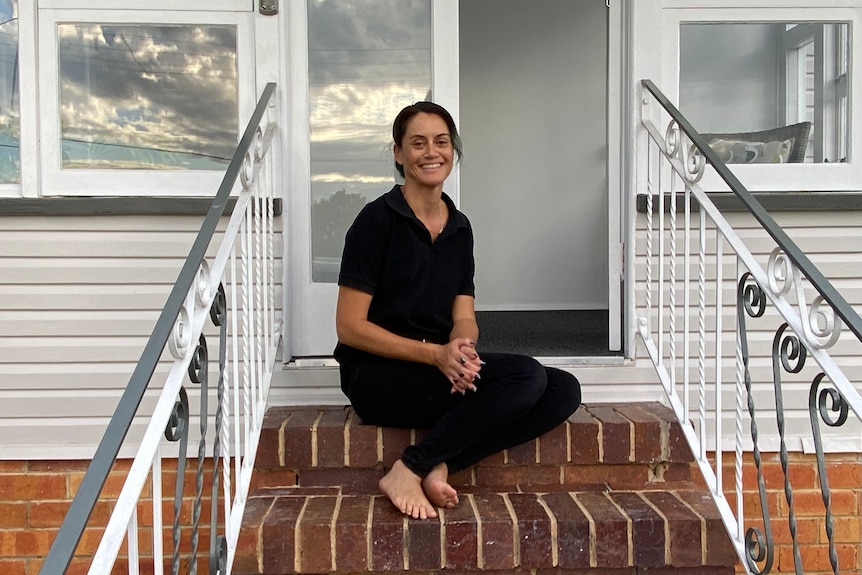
[{"left": 702, "top": 121, "right": 812, "bottom": 164}]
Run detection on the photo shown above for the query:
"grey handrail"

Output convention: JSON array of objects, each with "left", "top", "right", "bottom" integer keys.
[
  {"left": 40, "top": 82, "right": 277, "bottom": 575},
  {"left": 641, "top": 79, "right": 862, "bottom": 343}
]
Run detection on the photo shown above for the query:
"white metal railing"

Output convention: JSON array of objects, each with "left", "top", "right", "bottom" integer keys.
[
  {"left": 638, "top": 80, "right": 862, "bottom": 575},
  {"left": 42, "top": 83, "right": 280, "bottom": 575}
]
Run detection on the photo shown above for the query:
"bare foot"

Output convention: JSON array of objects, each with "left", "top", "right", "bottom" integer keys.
[
  {"left": 422, "top": 462, "right": 459, "bottom": 509},
  {"left": 378, "top": 460, "right": 438, "bottom": 519}
]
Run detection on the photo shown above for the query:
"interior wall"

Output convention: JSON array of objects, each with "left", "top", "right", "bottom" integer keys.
[
  {"left": 679, "top": 23, "right": 781, "bottom": 132},
  {"left": 459, "top": 0, "right": 608, "bottom": 310}
]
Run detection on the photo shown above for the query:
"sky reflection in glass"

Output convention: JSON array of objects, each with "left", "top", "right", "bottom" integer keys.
[
  {"left": 308, "top": 0, "right": 432, "bottom": 282},
  {"left": 58, "top": 23, "right": 238, "bottom": 170}
]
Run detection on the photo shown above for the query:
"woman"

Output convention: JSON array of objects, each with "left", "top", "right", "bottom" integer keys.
[{"left": 335, "top": 101, "right": 581, "bottom": 520}]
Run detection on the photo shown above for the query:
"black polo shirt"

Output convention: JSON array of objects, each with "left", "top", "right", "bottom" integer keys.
[{"left": 334, "top": 185, "right": 475, "bottom": 363}]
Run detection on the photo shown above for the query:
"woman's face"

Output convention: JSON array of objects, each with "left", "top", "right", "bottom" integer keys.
[{"left": 395, "top": 112, "right": 454, "bottom": 189}]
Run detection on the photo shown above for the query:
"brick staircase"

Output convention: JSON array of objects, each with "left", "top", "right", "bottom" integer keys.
[{"left": 234, "top": 402, "right": 739, "bottom": 574}]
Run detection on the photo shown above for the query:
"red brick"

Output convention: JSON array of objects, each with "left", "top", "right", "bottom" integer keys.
[
  {"left": 610, "top": 492, "right": 664, "bottom": 568},
  {"left": 0, "top": 474, "right": 68, "bottom": 501},
  {"left": 476, "top": 465, "right": 561, "bottom": 490},
  {"left": 770, "top": 516, "right": 821, "bottom": 545},
  {"left": 381, "top": 427, "right": 412, "bottom": 469},
  {"left": 778, "top": 543, "right": 859, "bottom": 573},
  {"left": 0, "top": 502, "right": 27, "bottom": 529},
  {"left": 538, "top": 422, "right": 569, "bottom": 464},
  {"left": 370, "top": 495, "right": 404, "bottom": 571},
  {"left": 824, "top": 461, "right": 862, "bottom": 489},
  {"left": 791, "top": 490, "right": 857, "bottom": 516},
  {"left": 509, "top": 493, "right": 554, "bottom": 568},
  {"left": 283, "top": 410, "right": 320, "bottom": 468},
  {"left": 831, "top": 516, "right": 862, "bottom": 544},
  {"left": 507, "top": 439, "right": 538, "bottom": 465},
  {"left": 743, "top": 460, "right": 817, "bottom": 491},
  {"left": 27, "top": 461, "right": 91, "bottom": 473},
  {"left": 249, "top": 468, "right": 297, "bottom": 491},
  {"left": 233, "top": 496, "right": 273, "bottom": 574},
  {"left": 299, "top": 468, "right": 380, "bottom": 492},
  {"left": 615, "top": 404, "right": 663, "bottom": 463},
  {"left": 587, "top": 405, "right": 632, "bottom": 464},
  {"left": 541, "top": 492, "right": 591, "bottom": 569},
  {"left": 260, "top": 495, "right": 306, "bottom": 574},
  {"left": 442, "top": 494, "right": 478, "bottom": 570},
  {"left": 334, "top": 495, "right": 371, "bottom": 572},
  {"left": 298, "top": 495, "right": 336, "bottom": 573},
  {"left": 675, "top": 491, "right": 737, "bottom": 567},
  {"left": 317, "top": 409, "right": 348, "bottom": 468},
  {"left": 30, "top": 500, "right": 112, "bottom": 528},
  {"left": 473, "top": 493, "right": 516, "bottom": 570},
  {"left": 563, "top": 464, "right": 648, "bottom": 489},
  {"left": 0, "top": 461, "right": 26, "bottom": 473},
  {"left": 256, "top": 407, "right": 291, "bottom": 470},
  {"left": 569, "top": 408, "right": 600, "bottom": 464},
  {"left": 0, "top": 530, "right": 57, "bottom": 558},
  {"left": 0, "top": 559, "right": 27, "bottom": 575},
  {"left": 643, "top": 491, "right": 702, "bottom": 566},
  {"left": 406, "top": 514, "right": 442, "bottom": 570},
  {"left": 575, "top": 491, "right": 628, "bottom": 568},
  {"left": 347, "top": 412, "right": 379, "bottom": 467}
]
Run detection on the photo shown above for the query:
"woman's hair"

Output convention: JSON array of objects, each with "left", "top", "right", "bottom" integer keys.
[{"left": 392, "top": 101, "right": 463, "bottom": 177}]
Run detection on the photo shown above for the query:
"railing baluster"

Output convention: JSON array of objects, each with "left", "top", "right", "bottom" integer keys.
[
  {"left": 638, "top": 79, "right": 862, "bottom": 575},
  {"left": 43, "top": 84, "right": 279, "bottom": 575}
]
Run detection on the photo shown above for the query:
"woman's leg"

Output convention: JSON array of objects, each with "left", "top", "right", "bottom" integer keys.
[
  {"left": 343, "top": 353, "right": 551, "bottom": 475},
  {"left": 444, "top": 366, "right": 582, "bottom": 474}
]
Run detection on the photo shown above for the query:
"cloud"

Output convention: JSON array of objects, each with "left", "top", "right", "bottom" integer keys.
[{"left": 58, "top": 23, "right": 238, "bottom": 165}]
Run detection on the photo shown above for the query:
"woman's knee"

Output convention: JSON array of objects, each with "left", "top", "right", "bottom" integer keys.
[{"left": 545, "top": 367, "right": 582, "bottom": 417}]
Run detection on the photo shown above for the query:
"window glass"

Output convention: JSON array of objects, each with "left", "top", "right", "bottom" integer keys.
[
  {"left": 308, "top": 0, "right": 432, "bottom": 283},
  {"left": 680, "top": 22, "right": 849, "bottom": 164},
  {"left": 57, "top": 23, "right": 237, "bottom": 170},
  {"left": 0, "top": 0, "right": 18, "bottom": 183}
]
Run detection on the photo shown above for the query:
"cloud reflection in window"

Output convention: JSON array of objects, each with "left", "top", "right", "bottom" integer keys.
[{"left": 58, "top": 23, "right": 238, "bottom": 170}]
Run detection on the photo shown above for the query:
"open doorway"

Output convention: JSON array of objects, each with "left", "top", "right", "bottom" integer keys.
[{"left": 459, "top": 0, "right": 616, "bottom": 357}]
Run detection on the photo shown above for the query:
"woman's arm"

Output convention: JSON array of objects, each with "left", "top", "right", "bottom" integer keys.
[
  {"left": 335, "top": 286, "right": 481, "bottom": 391},
  {"left": 336, "top": 285, "right": 442, "bottom": 365}
]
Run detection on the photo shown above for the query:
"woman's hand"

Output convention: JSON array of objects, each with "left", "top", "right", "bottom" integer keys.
[{"left": 433, "top": 337, "right": 482, "bottom": 394}]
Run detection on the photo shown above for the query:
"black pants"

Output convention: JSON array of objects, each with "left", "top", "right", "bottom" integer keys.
[{"left": 339, "top": 352, "right": 582, "bottom": 476}]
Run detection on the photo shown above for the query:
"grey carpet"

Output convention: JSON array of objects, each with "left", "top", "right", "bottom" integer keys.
[{"left": 475, "top": 310, "right": 619, "bottom": 357}]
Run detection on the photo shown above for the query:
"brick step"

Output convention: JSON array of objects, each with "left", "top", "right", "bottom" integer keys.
[
  {"left": 236, "top": 402, "right": 738, "bottom": 574},
  {"left": 252, "top": 402, "right": 698, "bottom": 493},
  {"left": 234, "top": 488, "right": 737, "bottom": 574}
]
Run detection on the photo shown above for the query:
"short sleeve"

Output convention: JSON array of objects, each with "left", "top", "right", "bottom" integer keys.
[
  {"left": 458, "top": 220, "right": 476, "bottom": 297},
  {"left": 337, "top": 204, "right": 387, "bottom": 295}
]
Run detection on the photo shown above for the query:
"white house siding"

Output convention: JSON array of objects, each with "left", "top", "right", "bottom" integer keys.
[
  {"left": 0, "top": 214, "right": 283, "bottom": 459},
  {"left": 634, "top": 208, "right": 862, "bottom": 453}
]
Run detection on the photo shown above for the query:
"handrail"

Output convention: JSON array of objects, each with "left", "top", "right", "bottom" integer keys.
[
  {"left": 641, "top": 79, "right": 862, "bottom": 343},
  {"left": 638, "top": 79, "right": 862, "bottom": 575},
  {"left": 41, "top": 82, "right": 278, "bottom": 575}
]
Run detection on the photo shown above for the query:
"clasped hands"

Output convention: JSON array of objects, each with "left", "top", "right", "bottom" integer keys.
[{"left": 435, "top": 337, "right": 483, "bottom": 394}]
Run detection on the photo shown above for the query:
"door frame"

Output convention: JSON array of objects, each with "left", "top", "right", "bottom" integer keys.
[{"left": 282, "top": 0, "right": 625, "bottom": 361}]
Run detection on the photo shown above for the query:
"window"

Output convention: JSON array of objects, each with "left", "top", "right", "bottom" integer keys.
[
  {"left": 679, "top": 22, "right": 849, "bottom": 164},
  {"left": 663, "top": 4, "right": 862, "bottom": 192},
  {"left": 0, "top": 0, "right": 18, "bottom": 185},
  {"left": 307, "top": 0, "right": 432, "bottom": 282},
  {"left": 0, "top": 1, "right": 256, "bottom": 198}
]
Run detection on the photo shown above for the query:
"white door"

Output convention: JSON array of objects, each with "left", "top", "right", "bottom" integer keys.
[
  {"left": 286, "top": 0, "right": 458, "bottom": 359},
  {"left": 287, "top": 0, "right": 621, "bottom": 359}
]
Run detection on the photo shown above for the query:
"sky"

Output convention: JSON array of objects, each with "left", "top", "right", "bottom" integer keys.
[
  {"left": 58, "top": 23, "right": 238, "bottom": 170},
  {"left": 307, "top": 0, "right": 432, "bottom": 204}
]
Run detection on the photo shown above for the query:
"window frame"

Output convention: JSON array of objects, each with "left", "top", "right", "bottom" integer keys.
[
  {"left": 662, "top": 4, "right": 862, "bottom": 192},
  {"left": 0, "top": 0, "right": 257, "bottom": 199}
]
